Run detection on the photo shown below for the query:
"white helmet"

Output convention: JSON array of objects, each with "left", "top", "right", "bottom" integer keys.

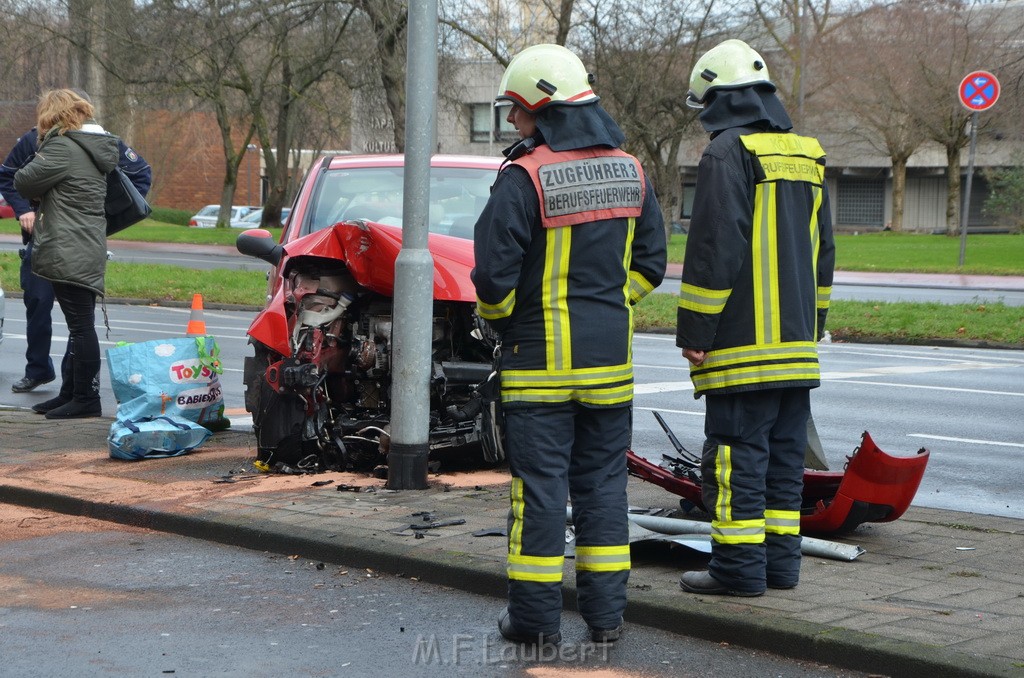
[
  {"left": 686, "top": 39, "right": 774, "bottom": 109},
  {"left": 495, "top": 44, "right": 599, "bottom": 113}
]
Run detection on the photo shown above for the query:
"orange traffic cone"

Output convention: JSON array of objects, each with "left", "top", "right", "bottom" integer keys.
[{"left": 186, "top": 293, "right": 207, "bottom": 336}]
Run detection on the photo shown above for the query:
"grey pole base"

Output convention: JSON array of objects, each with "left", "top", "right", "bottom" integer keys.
[{"left": 386, "top": 441, "right": 430, "bottom": 489}]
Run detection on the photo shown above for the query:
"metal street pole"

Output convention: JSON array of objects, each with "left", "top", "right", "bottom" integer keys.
[
  {"left": 387, "top": 0, "right": 437, "bottom": 490},
  {"left": 958, "top": 112, "right": 978, "bottom": 267}
]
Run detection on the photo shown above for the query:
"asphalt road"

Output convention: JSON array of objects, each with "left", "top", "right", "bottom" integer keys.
[{"left": 1, "top": 509, "right": 867, "bottom": 678}]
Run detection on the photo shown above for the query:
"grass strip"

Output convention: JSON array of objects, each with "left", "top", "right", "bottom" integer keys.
[
  {"left": 666, "top": 232, "right": 1024, "bottom": 276},
  {"left": 634, "top": 293, "right": 1023, "bottom": 346}
]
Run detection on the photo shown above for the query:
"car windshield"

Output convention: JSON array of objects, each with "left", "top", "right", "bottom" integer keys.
[
  {"left": 304, "top": 166, "right": 495, "bottom": 240},
  {"left": 196, "top": 205, "right": 219, "bottom": 217}
]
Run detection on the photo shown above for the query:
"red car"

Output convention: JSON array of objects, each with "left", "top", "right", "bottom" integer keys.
[
  {"left": 0, "top": 196, "right": 15, "bottom": 220},
  {"left": 236, "top": 154, "right": 505, "bottom": 473}
]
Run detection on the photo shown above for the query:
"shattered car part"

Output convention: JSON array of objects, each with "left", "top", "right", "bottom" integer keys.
[{"left": 628, "top": 417, "right": 929, "bottom": 536}]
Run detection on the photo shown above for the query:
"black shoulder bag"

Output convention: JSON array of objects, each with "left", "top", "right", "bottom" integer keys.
[
  {"left": 104, "top": 166, "right": 152, "bottom": 235},
  {"left": 69, "top": 135, "right": 153, "bottom": 236}
]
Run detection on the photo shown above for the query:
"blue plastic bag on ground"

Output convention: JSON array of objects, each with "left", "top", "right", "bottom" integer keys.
[
  {"left": 108, "top": 415, "right": 212, "bottom": 460},
  {"left": 106, "top": 335, "right": 229, "bottom": 429}
]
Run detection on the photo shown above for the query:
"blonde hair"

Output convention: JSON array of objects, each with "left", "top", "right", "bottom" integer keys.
[{"left": 36, "top": 89, "right": 94, "bottom": 136}]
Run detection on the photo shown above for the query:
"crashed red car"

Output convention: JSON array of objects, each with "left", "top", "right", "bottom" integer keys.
[{"left": 236, "top": 154, "right": 504, "bottom": 473}]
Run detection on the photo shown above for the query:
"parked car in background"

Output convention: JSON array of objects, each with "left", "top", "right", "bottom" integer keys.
[
  {"left": 188, "top": 205, "right": 255, "bottom": 228},
  {"left": 231, "top": 207, "right": 290, "bottom": 229},
  {"left": 0, "top": 196, "right": 15, "bottom": 219}
]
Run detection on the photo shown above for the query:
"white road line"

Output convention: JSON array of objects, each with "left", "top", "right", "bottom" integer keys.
[
  {"left": 635, "top": 406, "right": 704, "bottom": 416},
  {"left": 828, "top": 379, "right": 1024, "bottom": 397},
  {"left": 634, "top": 363, "right": 690, "bottom": 372},
  {"left": 634, "top": 382, "right": 694, "bottom": 395},
  {"left": 822, "top": 346, "right": 1024, "bottom": 364},
  {"left": 908, "top": 433, "right": 1024, "bottom": 449}
]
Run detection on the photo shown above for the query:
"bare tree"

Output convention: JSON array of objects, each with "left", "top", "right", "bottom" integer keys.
[
  {"left": 584, "top": 0, "right": 716, "bottom": 235},
  {"left": 818, "top": 3, "right": 929, "bottom": 231},
  {"left": 904, "top": 0, "right": 1021, "bottom": 236},
  {"left": 353, "top": 0, "right": 409, "bottom": 151}
]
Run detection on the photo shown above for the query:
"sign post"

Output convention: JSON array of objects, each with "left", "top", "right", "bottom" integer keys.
[{"left": 956, "top": 71, "right": 999, "bottom": 266}]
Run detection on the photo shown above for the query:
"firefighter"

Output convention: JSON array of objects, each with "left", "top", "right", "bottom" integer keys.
[
  {"left": 676, "top": 39, "right": 835, "bottom": 596},
  {"left": 472, "top": 43, "right": 667, "bottom": 644}
]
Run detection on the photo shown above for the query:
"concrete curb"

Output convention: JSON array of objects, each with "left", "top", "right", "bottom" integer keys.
[{"left": 3, "top": 484, "right": 1018, "bottom": 678}]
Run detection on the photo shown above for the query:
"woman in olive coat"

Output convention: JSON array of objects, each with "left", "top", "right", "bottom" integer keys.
[{"left": 14, "top": 89, "right": 119, "bottom": 419}]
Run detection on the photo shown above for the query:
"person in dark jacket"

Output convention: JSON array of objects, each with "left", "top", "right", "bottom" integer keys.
[
  {"left": 676, "top": 40, "right": 836, "bottom": 597},
  {"left": 473, "top": 44, "right": 667, "bottom": 646},
  {"left": 13, "top": 89, "right": 122, "bottom": 419},
  {"left": 0, "top": 90, "right": 150, "bottom": 399}
]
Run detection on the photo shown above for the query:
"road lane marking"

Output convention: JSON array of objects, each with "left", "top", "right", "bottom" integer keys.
[
  {"left": 908, "top": 434, "right": 1024, "bottom": 449},
  {"left": 635, "top": 406, "right": 704, "bottom": 416},
  {"left": 635, "top": 382, "right": 694, "bottom": 395},
  {"left": 820, "top": 347, "right": 1023, "bottom": 364},
  {"left": 828, "top": 379, "right": 1024, "bottom": 397},
  {"left": 634, "top": 363, "right": 690, "bottom": 372}
]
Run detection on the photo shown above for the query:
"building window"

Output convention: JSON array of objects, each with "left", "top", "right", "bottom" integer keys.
[
  {"left": 837, "top": 177, "right": 885, "bottom": 227},
  {"left": 469, "top": 103, "right": 518, "bottom": 143}
]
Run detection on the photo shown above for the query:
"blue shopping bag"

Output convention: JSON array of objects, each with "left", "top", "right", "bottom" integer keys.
[
  {"left": 106, "top": 335, "right": 229, "bottom": 429},
  {"left": 108, "top": 415, "right": 212, "bottom": 460}
]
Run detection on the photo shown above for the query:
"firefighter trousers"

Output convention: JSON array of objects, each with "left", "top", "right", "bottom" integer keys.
[
  {"left": 504, "top": 402, "right": 632, "bottom": 635},
  {"left": 701, "top": 388, "right": 809, "bottom": 593}
]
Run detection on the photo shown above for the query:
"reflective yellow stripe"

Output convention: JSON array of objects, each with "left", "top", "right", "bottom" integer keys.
[
  {"left": 476, "top": 290, "right": 516, "bottom": 320},
  {"left": 752, "top": 183, "right": 780, "bottom": 345},
  {"left": 509, "top": 477, "right": 524, "bottom": 556},
  {"left": 543, "top": 227, "right": 572, "bottom": 371},
  {"left": 711, "top": 518, "right": 766, "bottom": 544},
  {"left": 678, "top": 283, "right": 731, "bottom": 314},
  {"left": 628, "top": 271, "right": 654, "bottom": 304},
  {"left": 817, "top": 285, "right": 832, "bottom": 310},
  {"left": 698, "top": 342, "right": 818, "bottom": 369},
  {"left": 507, "top": 553, "right": 565, "bottom": 582},
  {"left": 576, "top": 544, "right": 631, "bottom": 572},
  {"left": 714, "top": 444, "right": 733, "bottom": 523},
  {"left": 810, "top": 186, "right": 825, "bottom": 336},
  {"left": 501, "top": 382, "right": 634, "bottom": 406},
  {"left": 765, "top": 509, "right": 801, "bottom": 536},
  {"left": 622, "top": 216, "right": 636, "bottom": 299},
  {"left": 691, "top": 362, "right": 820, "bottom": 391},
  {"left": 503, "top": 363, "right": 632, "bottom": 388}
]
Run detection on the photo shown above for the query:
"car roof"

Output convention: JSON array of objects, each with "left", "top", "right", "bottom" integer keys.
[{"left": 323, "top": 154, "right": 503, "bottom": 171}]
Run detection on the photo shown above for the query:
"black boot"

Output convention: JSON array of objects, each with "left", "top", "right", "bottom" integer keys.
[
  {"left": 32, "top": 395, "right": 71, "bottom": 414},
  {"left": 37, "top": 341, "right": 76, "bottom": 414},
  {"left": 46, "top": 358, "right": 101, "bottom": 420}
]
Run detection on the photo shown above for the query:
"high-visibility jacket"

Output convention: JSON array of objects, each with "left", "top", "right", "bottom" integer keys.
[
  {"left": 473, "top": 144, "right": 667, "bottom": 408},
  {"left": 676, "top": 129, "right": 836, "bottom": 397}
]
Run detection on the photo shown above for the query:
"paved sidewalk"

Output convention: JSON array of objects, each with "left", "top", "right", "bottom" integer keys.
[{"left": 1, "top": 408, "right": 1022, "bottom": 677}]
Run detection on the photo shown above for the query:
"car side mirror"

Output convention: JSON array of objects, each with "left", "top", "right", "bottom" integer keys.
[{"left": 236, "top": 228, "right": 283, "bottom": 266}]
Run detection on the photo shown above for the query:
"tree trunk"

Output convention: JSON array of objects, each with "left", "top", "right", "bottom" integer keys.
[
  {"left": 945, "top": 143, "right": 961, "bottom": 237},
  {"left": 890, "top": 156, "right": 907, "bottom": 232}
]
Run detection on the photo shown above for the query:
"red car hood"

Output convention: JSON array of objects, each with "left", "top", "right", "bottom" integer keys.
[
  {"left": 248, "top": 220, "right": 477, "bottom": 356},
  {"left": 283, "top": 221, "right": 477, "bottom": 301}
]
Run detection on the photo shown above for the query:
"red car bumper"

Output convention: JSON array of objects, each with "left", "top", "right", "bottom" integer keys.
[{"left": 627, "top": 431, "right": 929, "bottom": 535}]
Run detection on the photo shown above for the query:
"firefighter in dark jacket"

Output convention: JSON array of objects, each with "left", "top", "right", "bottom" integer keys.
[
  {"left": 676, "top": 39, "right": 835, "bottom": 597},
  {"left": 473, "top": 43, "right": 667, "bottom": 645}
]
